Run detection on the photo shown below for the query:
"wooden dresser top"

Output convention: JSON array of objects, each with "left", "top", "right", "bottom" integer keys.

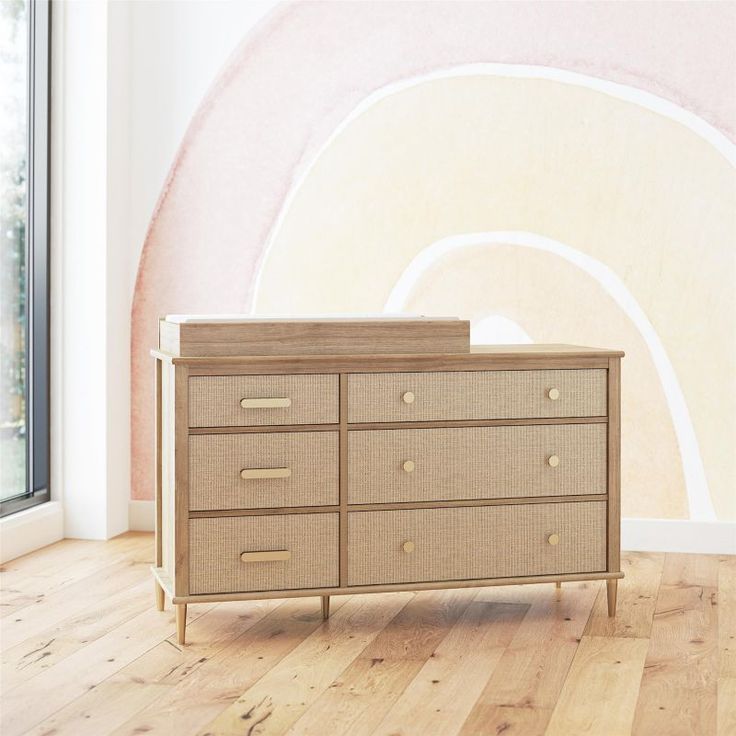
[{"left": 151, "top": 343, "right": 624, "bottom": 373}]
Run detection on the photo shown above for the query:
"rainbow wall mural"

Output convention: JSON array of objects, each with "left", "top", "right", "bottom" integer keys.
[{"left": 131, "top": 2, "right": 736, "bottom": 525}]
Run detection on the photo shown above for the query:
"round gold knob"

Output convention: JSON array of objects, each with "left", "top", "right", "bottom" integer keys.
[
  {"left": 402, "top": 391, "right": 415, "bottom": 404},
  {"left": 548, "top": 388, "right": 560, "bottom": 401},
  {"left": 547, "top": 455, "right": 560, "bottom": 468},
  {"left": 402, "top": 460, "right": 415, "bottom": 473},
  {"left": 402, "top": 540, "right": 415, "bottom": 554},
  {"left": 547, "top": 533, "right": 560, "bottom": 546}
]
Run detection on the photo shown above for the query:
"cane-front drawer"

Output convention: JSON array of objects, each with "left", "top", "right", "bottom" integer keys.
[
  {"left": 348, "top": 423, "right": 607, "bottom": 505},
  {"left": 347, "top": 501, "right": 606, "bottom": 586},
  {"left": 189, "top": 513, "right": 339, "bottom": 594},
  {"left": 189, "top": 374, "right": 338, "bottom": 428},
  {"left": 189, "top": 431, "right": 338, "bottom": 511},
  {"left": 347, "top": 369, "right": 607, "bottom": 423}
]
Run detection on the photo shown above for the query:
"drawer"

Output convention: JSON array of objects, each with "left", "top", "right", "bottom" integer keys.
[
  {"left": 348, "top": 423, "right": 607, "bottom": 504},
  {"left": 189, "top": 513, "right": 339, "bottom": 594},
  {"left": 347, "top": 502, "right": 606, "bottom": 586},
  {"left": 347, "top": 370, "right": 607, "bottom": 423},
  {"left": 189, "top": 431, "right": 339, "bottom": 511},
  {"left": 189, "top": 374, "right": 338, "bottom": 428}
]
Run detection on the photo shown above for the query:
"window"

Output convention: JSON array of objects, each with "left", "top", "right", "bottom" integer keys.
[{"left": 1, "top": 0, "right": 50, "bottom": 517}]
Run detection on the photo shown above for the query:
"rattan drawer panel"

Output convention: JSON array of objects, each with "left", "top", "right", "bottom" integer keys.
[
  {"left": 347, "top": 370, "right": 606, "bottom": 423},
  {"left": 189, "top": 374, "right": 338, "bottom": 428},
  {"left": 347, "top": 502, "right": 606, "bottom": 586},
  {"left": 348, "top": 423, "right": 607, "bottom": 504},
  {"left": 189, "top": 431, "right": 338, "bottom": 511},
  {"left": 189, "top": 513, "right": 339, "bottom": 594}
]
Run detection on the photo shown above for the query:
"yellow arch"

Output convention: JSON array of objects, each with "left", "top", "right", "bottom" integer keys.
[{"left": 252, "top": 70, "right": 736, "bottom": 521}]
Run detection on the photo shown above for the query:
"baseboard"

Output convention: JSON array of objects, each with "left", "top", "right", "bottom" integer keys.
[
  {"left": 0, "top": 501, "right": 64, "bottom": 563},
  {"left": 621, "top": 518, "right": 736, "bottom": 554},
  {"left": 127, "top": 501, "right": 735, "bottom": 554},
  {"left": 129, "top": 499, "right": 155, "bottom": 531}
]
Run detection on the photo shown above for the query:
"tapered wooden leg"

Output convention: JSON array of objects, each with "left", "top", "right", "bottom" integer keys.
[
  {"left": 321, "top": 595, "right": 330, "bottom": 620},
  {"left": 176, "top": 603, "right": 187, "bottom": 644},
  {"left": 154, "top": 580, "right": 165, "bottom": 611},
  {"left": 555, "top": 581, "right": 562, "bottom": 600},
  {"left": 607, "top": 579, "right": 618, "bottom": 617}
]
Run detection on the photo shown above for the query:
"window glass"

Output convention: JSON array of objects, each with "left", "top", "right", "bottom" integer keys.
[{"left": 0, "top": 0, "right": 29, "bottom": 503}]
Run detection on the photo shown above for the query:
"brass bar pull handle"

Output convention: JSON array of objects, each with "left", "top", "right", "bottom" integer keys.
[
  {"left": 240, "top": 467, "right": 292, "bottom": 480},
  {"left": 240, "top": 397, "right": 292, "bottom": 409},
  {"left": 240, "top": 550, "right": 291, "bottom": 563}
]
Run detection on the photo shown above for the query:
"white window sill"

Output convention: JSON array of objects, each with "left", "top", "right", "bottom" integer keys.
[{"left": 0, "top": 501, "right": 64, "bottom": 563}]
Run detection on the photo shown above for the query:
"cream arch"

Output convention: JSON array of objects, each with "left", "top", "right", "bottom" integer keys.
[
  {"left": 385, "top": 231, "right": 715, "bottom": 521},
  {"left": 250, "top": 67, "right": 736, "bottom": 521}
]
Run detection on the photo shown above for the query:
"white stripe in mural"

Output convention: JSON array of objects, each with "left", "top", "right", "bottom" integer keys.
[
  {"left": 250, "top": 63, "right": 736, "bottom": 310},
  {"left": 384, "top": 231, "right": 716, "bottom": 522}
]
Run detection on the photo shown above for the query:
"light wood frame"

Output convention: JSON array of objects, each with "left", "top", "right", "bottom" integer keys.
[{"left": 151, "top": 345, "right": 624, "bottom": 645}]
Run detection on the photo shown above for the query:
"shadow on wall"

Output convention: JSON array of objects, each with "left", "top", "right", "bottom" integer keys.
[{"left": 130, "top": 3, "right": 736, "bottom": 525}]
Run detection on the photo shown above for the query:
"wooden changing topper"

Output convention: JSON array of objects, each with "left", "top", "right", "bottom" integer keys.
[{"left": 151, "top": 316, "right": 624, "bottom": 644}]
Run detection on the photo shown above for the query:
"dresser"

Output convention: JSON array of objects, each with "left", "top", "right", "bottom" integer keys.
[{"left": 151, "top": 317, "right": 623, "bottom": 645}]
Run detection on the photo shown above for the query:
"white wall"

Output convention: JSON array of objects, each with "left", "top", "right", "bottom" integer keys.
[
  {"left": 59, "top": 0, "right": 111, "bottom": 538},
  {"left": 1, "top": 0, "right": 279, "bottom": 559},
  {"left": 129, "top": 0, "right": 280, "bottom": 534},
  {"left": 128, "top": 0, "right": 279, "bottom": 295}
]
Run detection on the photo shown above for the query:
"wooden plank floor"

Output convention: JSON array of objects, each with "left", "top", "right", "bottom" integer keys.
[{"left": 1, "top": 533, "right": 734, "bottom": 736}]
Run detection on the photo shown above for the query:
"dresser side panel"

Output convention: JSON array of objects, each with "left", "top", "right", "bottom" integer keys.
[
  {"left": 173, "top": 364, "right": 190, "bottom": 596},
  {"left": 607, "top": 358, "right": 622, "bottom": 573},
  {"left": 160, "top": 361, "right": 176, "bottom": 582}
]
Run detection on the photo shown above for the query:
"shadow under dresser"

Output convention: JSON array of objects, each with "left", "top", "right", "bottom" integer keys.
[{"left": 151, "top": 316, "right": 624, "bottom": 644}]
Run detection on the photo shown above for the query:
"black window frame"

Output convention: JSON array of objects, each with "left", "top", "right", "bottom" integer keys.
[{"left": 1, "top": 0, "right": 51, "bottom": 518}]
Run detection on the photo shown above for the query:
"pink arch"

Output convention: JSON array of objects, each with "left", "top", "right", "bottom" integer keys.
[{"left": 131, "top": 1, "right": 736, "bottom": 499}]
